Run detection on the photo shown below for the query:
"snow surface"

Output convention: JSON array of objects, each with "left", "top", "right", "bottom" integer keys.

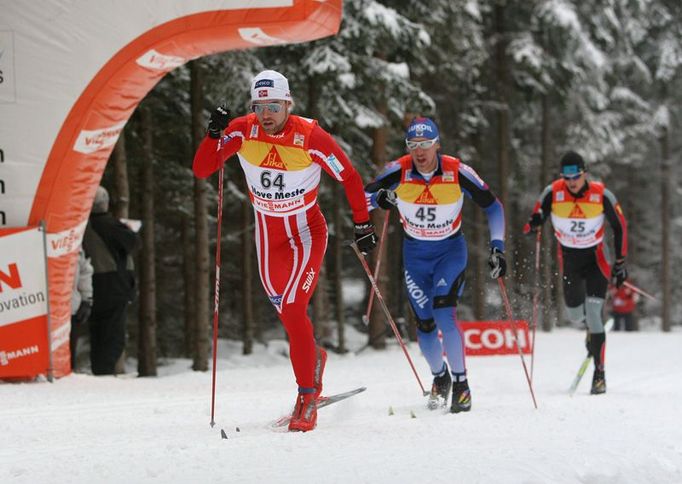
[{"left": 2, "top": 328, "right": 682, "bottom": 483}]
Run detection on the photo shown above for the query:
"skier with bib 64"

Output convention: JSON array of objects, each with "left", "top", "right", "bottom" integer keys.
[{"left": 193, "top": 70, "right": 377, "bottom": 431}]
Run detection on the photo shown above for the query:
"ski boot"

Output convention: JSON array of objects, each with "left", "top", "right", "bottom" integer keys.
[
  {"left": 427, "top": 368, "right": 452, "bottom": 410},
  {"left": 289, "top": 390, "right": 318, "bottom": 432},
  {"left": 590, "top": 369, "right": 606, "bottom": 395},
  {"left": 450, "top": 380, "right": 472, "bottom": 413}
]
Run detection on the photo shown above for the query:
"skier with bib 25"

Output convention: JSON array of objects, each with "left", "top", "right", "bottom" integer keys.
[{"left": 524, "top": 151, "right": 628, "bottom": 394}]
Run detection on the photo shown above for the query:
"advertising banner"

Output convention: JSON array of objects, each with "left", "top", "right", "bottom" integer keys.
[
  {"left": 461, "top": 320, "right": 532, "bottom": 356},
  {"left": 0, "top": 226, "right": 50, "bottom": 379},
  {"left": 1, "top": 0, "right": 342, "bottom": 377}
]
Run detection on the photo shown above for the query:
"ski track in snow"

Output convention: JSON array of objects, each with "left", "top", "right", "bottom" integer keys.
[{"left": 1, "top": 330, "right": 682, "bottom": 483}]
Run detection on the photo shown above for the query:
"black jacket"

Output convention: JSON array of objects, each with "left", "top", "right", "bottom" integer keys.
[{"left": 82, "top": 213, "right": 140, "bottom": 309}]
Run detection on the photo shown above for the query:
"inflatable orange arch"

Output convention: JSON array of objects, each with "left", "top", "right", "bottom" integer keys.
[{"left": 0, "top": 0, "right": 342, "bottom": 378}]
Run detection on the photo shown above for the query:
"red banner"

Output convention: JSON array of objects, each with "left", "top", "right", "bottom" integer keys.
[
  {"left": 0, "top": 226, "right": 51, "bottom": 379},
  {"left": 461, "top": 320, "right": 532, "bottom": 356},
  {"left": 0, "top": 315, "right": 50, "bottom": 378}
]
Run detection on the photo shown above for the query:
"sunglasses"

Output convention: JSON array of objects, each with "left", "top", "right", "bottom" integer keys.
[
  {"left": 405, "top": 137, "right": 439, "bottom": 150},
  {"left": 251, "top": 102, "right": 285, "bottom": 114},
  {"left": 562, "top": 172, "right": 584, "bottom": 181}
]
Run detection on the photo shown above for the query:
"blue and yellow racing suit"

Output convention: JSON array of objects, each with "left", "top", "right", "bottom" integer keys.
[{"left": 366, "top": 154, "right": 505, "bottom": 381}]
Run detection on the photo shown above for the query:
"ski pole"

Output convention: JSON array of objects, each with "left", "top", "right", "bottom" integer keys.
[
  {"left": 623, "top": 281, "right": 657, "bottom": 302},
  {"left": 362, "top": 210, "right": 391, "bottom": 326},
  {"left": 497, "top": 277, "right": 539, "bottom": 409},
  {"left": 210, "top": 166, "right": 225, "bottom": 428},
  {"left": 350, "top": 241, "right": 428, "bottom": 396},
  {"left": 530, "top": 229, "right": 541, "bottom": 382}
]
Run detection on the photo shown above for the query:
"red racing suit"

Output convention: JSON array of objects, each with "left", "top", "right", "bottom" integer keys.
[{"left": 193, "top": 113, "right": 368, "bottom": 389}]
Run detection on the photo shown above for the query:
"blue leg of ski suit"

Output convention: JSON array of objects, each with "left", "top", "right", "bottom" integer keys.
[{"left": 403, "top": 235, "right": 468, "bottom": 377}]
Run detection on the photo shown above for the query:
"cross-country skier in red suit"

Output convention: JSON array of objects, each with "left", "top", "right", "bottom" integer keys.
[{"left": 193, "top": 70, "right": 377, "bottom": 432}]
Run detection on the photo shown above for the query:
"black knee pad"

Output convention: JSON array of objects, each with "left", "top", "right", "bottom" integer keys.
[
  {"left": 433, "top": 293, "right": 458, "bottom": 309},
  {"left": 416, "top": 317, "right": 436, "bottom": 333}
]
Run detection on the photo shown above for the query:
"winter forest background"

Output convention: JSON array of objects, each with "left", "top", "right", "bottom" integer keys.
[{"left": 98, "top": 0, "right": 682, "bottom": 376}]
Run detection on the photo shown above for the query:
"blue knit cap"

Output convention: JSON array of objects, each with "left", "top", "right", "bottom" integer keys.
[{"left": 406, "top": 117, "right": 439, "bottom": 140}]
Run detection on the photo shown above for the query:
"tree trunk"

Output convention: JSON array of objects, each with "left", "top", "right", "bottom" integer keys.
[
  {"left": 190, "top": 61, "right": 210, "bottom": 371},
  {"left": 242, "top": 191, "right": 254, "bottom": 355},
  {"left": 137, "top": 104, "right": 157, "bottom": 376},
  {"left": 368, "top": 99, "right": 389, "bottom": 350},
  {"left": 494, "top": 1, "right": 513, "bottom": 292},
  {"left": 110, "top": 131, "right": 129, "bottom": 375},
  {"left": 659, "top": 124, "right": 671, "bottom": 332},
  {"left": 111, "top": 137, "right": 129, "bottom": 220},
  {"left": 386, "top": 212, "right": 404, "bottom": 333},
  {"left": 540, "top": 93, "right": 553, "bottom": 331},
  {"left": 554, "top": 239, "right": 565, "bottom": 325},
  {"left": 470, "top": 132, "right": 485, "bottom": 320},
  {"left": 182, "top": 215, "right": 195, "bottom": 358},
  {"left": 305, "top": 75, "right": 332, "bottom": 345},
  {"left": 332, "top": 183, "right": 346, "bottom": 353}
]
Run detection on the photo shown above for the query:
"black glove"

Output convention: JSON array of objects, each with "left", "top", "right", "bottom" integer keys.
[
  {"left": 375, "top": 189, "right": 397, "bottom": 210},
  {"left": 524, "top": 212, "right": 543, "bottom": 234},
  {"left": 488, "top": 247, "right": 507, "bottom": 279},
  {"left": 75, "top": 300, "right": 92, "bottom": 325},
  {"left": 354, "top": 221, "right": 378, "bottom": 255},
  {"left": 611, "top": 259, "right": 627, "bottom": 288},
  {"left": 207, "top": 105, "right": 230, "bottom": 139}
]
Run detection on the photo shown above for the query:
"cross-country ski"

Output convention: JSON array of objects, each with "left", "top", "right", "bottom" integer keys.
[{"left": 271, "top": 387, "right": 367, "bottom": 428}]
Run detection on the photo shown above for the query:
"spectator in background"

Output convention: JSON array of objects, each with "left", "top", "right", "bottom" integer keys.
[
  {"left": 70, "top": 249, "right": 93, "bottom": 372},
  {"left": 82, "top": 186, "right": 139, "bottom": 375},
  {"left": 610, "top": 283, "right": 639, "bottom": 331}
]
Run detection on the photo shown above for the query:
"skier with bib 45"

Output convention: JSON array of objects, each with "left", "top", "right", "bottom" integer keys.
[
  {"left": 193, "top": 70, "right": 377, "bottom": 431},
  {"left": 524, "top": 151, "right": 628, "bottom": 394},
  {"left": 365, "top": 117, "right": 506, "bottom": 413}
]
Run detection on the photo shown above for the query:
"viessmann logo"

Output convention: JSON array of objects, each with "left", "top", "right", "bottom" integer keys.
[
  {"left": 136, "top": 49, "right": 185, "bottom": 71},
  {"left": 46, "top": 219, "right": 88, "bottom": 258},
  {"left": 73, "top": 121, "right": 127, "bottom": 154},
  {"left": 0, "top": 345, "right": 40, "bottom": 366}
]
